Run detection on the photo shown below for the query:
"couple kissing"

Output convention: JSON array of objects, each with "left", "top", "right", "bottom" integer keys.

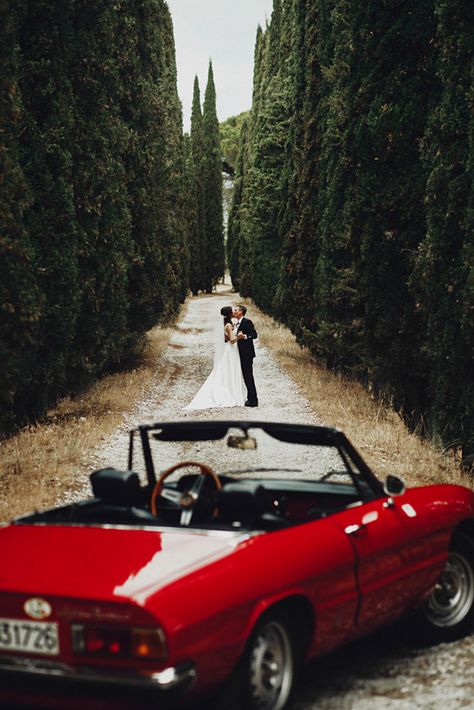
[{"left": 184, "top": 305, "right": 258, "bottom": 411}]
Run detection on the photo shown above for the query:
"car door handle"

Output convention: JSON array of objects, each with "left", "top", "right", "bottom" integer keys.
[
  {"left": 344, "top": 511, "right": 379, "bottom": 536},
  {"left": 344, "top": 524, "right": 362, "bottom": 535}
]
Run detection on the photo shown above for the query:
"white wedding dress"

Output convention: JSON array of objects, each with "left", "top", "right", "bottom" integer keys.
[{"left": 184, "top": 325, "right": 245, "bottom": 410}]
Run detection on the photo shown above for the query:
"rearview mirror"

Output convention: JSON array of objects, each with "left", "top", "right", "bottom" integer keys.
[
  {"left": 384, "top": 474, "right": 406, "bottom": 497},
  {"left": 227, "top": 435, "right": 257, "bottom": 450}
]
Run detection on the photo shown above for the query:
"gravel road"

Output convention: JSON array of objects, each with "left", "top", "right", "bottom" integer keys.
[{"left": 84, "top": 287, "right": 474, "bottom": 710}]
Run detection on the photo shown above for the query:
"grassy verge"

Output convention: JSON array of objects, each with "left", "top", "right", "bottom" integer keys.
[
  {"left": 0, "top": 325, "right": 174, "bottom": 520},
  {"left": 253, "top": 306, "right": 467, "bottom": 490}
]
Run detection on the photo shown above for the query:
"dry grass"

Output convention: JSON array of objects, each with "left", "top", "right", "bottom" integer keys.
[
  {"left": 0, "top": 324, "right": 174, "bottom": 521},
  {"left": 253, "top": 307, "right": 469, "bottom": 491}
]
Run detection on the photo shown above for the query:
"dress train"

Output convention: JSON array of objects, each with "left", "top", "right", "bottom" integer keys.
[{"left": 184, "top": 335, "right": 245, "bottom": 410}]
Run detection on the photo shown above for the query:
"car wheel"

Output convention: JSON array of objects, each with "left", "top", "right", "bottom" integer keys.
[
  {"left": 218, "top": 610, "right": 301, "bottom": 710},
  {"left": 415, "top": 532, "right": 474, "bottom": 643}
]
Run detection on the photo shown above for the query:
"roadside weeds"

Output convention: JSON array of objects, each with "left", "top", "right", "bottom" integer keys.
[
  {"left": 254, "top": 309, "right": 464, "bottom": 489},
  {"left": 0, "top": 325, "right": 174, "bottom": 520}
]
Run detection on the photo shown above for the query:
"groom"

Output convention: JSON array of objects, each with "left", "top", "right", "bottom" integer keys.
[{"left": 233, "top": 305, "right": 258, "bottom": 407}]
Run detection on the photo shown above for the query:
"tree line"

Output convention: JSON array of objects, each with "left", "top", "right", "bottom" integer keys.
[
  {"left": 0, "top": 0, "right": 223, "bottom": 434},
  {"left": 228, "top": 0, "right": 473, "bottom": 468}
]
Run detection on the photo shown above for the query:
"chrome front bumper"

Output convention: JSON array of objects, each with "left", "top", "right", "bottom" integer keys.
[{"left": 0, "top": 653, "right": 196, "bottom": 692}]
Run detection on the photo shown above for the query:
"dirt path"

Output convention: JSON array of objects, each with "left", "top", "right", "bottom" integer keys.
[
  {"left": 49, "top": 285, "right": 474, "bottom": 708},
  {"left": 82, "top": 285, "right": 317, "bottom": 489}
]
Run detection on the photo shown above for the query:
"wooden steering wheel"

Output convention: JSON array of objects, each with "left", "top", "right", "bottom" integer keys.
[{"left": 150, "top": 461, "right": 221, "bottom": 525}]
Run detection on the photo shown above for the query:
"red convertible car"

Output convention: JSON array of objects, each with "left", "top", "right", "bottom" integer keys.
[{"left": 1, "top": 420, "right": 474, "bottom": 710}]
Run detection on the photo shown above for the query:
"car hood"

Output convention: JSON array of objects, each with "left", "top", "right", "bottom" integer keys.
[{"left": 0, "top": 524, "right": 251, "bottom": 604}]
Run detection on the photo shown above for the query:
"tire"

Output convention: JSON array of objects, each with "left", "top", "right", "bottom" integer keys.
[
  {"left": 413, "top": 532, "right": 474, "bottom": 644},
  {"left": 216, "top": 609, "right": 302, "bottom": 710}
]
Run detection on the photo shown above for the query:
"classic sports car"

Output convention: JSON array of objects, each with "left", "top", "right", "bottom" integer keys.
[{"left": 1, "top": 420, "right": 474, "bottom": 710}]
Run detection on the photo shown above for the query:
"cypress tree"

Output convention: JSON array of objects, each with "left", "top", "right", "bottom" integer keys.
[
  {"left": 416, "top": 0, "right": 474, "bottom": 466},
  {"left": 0, "top": 0, "right": 42, "bottom": 431},
  {"left": 71, "top": 0, "right": 132, "bottom": 379},
  {"left": 202, "top": 61, "right": 224, "bottom": 291},
  {"left": 248, "top": 0, "right": 292, "bottom": 313},
  {"left": 17, "top": 0, "right": 84, "bottom": 408},
  {"left": 276, "top": 0, "right": 308, "bottom": 327},
  {"left": 280, "top": 0, "right": 324, "bottom": 345},
  {"left": 349, "top": 0, "right": 437, "bottom": 410},
  {"left": 189, "top": 76, "right": 206, "bottom": 293},
  {"left": 0, "top": 0, "right": 187, "bottom": 432},
  {"left": 232, "top": 24, "right": 267, "bottom": 297},
  {"left": 123, "top": 0, "right": 175, "bottom": 331},
  {"left": 234, "top": 0, "right": 472, "bottom": 465},
  {"left": 227, "top": 118, "right": 250, "bottom": 291},
  {"left": 155, "top": 4, "right": 189, "bottom": 308}
]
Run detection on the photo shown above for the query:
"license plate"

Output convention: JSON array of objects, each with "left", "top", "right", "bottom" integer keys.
[{"left": 0, "top": 618, "right": 59, "bottom": 656}]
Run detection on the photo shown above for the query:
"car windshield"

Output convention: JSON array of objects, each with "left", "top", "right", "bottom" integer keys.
[{"left": 131, "top": 424, "right": 361, "bottom": 488}]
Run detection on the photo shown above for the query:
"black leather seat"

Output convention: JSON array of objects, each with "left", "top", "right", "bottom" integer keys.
[{"left": 86, "top": 468, "right": 156, "bottom": 524}]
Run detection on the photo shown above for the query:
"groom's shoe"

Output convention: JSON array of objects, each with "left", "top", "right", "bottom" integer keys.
[{"left": 245, "top": 400, "right": 258, "bottom": 407}]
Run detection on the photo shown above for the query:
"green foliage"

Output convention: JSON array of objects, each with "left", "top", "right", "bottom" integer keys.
[
  {"left": 1, "top": 0, "right": 188, "bottom": 433},
  {"left": 68, "top": 0, "right": 132, "bottom": 383},
  {"left": 203, "top": 62, "right": 225, "bottom": 290},
  {"left": 189, "top": 76, "right": 206, "bottom": 294},
  {"left": 188, "top": 65, "right": 225, "bottom": 293},
  {"left": 228, "top": 7, "right": 292, "bottom": 310},
  {"left": 414, "top": 0, "right": 474, "bottom": 466},
  {"left": 0, "top": 0, "right": 42, "bottom": 430},
  {"left": 220, "top": 111, "right": 249, "bottom": 170},
  {"left": 231, "top": 0, "right": 474, "bottom": 465},
  {"left": 227, "top": 118, "right": 249, "bottom": 291}
]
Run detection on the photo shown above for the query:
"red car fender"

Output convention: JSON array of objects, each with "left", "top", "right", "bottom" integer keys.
[{"left": 238, "top": 586, "right": 314, "bottom": 648}]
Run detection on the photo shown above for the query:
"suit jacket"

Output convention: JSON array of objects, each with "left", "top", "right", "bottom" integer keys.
[{"left": 237, "top": 317, "right": 257, "bottom": 360}]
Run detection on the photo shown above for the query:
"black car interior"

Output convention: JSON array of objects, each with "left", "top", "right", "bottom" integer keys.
[
  {"left": 17, "top": 466, "right": 368, "bottom": 531},
  {"left": 15, "top": 422, "right": 384, "bottom": 531}
]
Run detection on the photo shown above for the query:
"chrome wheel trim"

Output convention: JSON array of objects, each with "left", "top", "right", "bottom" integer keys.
[
  {"left": 248, "top": 620, "right": 293, "bottom": 710},
  {"left": 423, "top": 551, "right": 474, "bottom": 627}
]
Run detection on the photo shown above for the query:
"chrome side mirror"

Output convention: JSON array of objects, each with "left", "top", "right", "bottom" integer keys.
[{"left": 384, "top": 474, "right": 406, "bottom": 497}]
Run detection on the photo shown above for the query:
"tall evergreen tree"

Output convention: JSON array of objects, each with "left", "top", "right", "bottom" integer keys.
[
  {"left": 231, "top": 23, "right": 267, "bottom": 297},
  {"left": 228, "top": 0, "right": 474, "bottom": 465},
  {"left": 276, "top": 0, "right": 308, "bottom": 325},
  {"left": 202, "top": 61, "right": 224, "bottom": 291},
  {"left": 71, "top": 0, "right": 132, "bottom": 380},
  {"left": 227, "top": 118, "right": 249, "bottom": 291},
  {"left": 0, "top": 0, "right": 187, "bottom": 432},
  {"left": 350, "top": 0, "right": 437, "bottom": 412},
  {"left": 123, "top": 0, "right": 176, "bottom": 331},
  {"left": 154, "top": 4, "right": 189, "bottom": 308},
  {"left": 249, "top": 0, "right": 292, "bottom": 313},
  {"left": 189, "top": 75, "right": 206, "bottom": 293},
  {"left": 0, "top": 0, "right": 42, "bottom": 431},
  {"left": 279, "top": 0, "right": 324, "bottom": 344},
  {"left": 17, "top": 0, "right": 85, "bottom": 408},
  {"left": 415, "top": 0, "right": 474, "bottom": 466}
]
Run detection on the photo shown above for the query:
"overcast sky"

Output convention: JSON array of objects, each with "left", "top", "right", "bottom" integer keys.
[{"left": 166, "top": 0, "right": 274, "bottom": 132}]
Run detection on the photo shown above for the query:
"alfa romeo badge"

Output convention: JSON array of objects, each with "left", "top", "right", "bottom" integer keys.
[{"left": 24, "top": 597, "right": 52, "bottom": 620}]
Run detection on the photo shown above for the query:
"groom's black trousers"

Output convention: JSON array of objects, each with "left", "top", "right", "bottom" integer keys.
[{"left": 241, "top": 357, "right": 258, "bottom": 404}]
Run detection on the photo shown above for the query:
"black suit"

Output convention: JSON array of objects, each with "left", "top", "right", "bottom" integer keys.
[{"left": 237, "top": 317, "right": 258, "bottom": 404}]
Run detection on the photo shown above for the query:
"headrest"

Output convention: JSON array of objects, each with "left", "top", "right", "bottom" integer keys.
[
  {"left": 218, "top": 486, "right": 265, "bottom": 522},
  {"left": 90, "top": 468, "right": 141, "bottom": 505}
]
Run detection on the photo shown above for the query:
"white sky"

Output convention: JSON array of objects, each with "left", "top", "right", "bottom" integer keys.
[{"left": 166, "top": 0, "right": 274, "bottom": 132}]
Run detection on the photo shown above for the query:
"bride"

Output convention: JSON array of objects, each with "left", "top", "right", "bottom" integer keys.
[{"left": 184, "top": 306, "right": 245, "bottom": 410}]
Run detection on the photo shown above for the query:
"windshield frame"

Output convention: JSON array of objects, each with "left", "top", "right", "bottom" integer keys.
[{"left": 129, "top": 420, "right": 385, "bottom": 500}]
